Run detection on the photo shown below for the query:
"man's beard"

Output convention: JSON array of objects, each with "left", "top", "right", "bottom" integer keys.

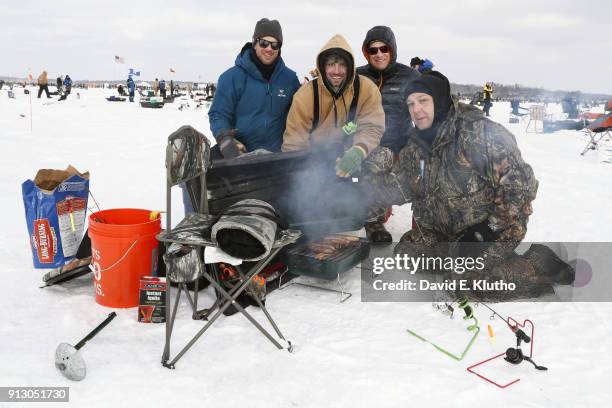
[{"left": 330, "top": 80, "right": 345, "bottom": 94}]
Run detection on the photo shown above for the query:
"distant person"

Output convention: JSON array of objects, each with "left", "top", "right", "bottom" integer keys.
[
  {"left": 511, "top": 99, "right": 520, "bottom": 115},
  {"left": 209, "top": 83, "right": 216, "bottom": 97},
  {"left": 410, "top": 57, "right": 434, "bottom": 74},
  {"left": 483, "top": 82, "right": 493, "bottom": 116},
  {"left": 153, "top": 78, "right": 159, "bottom": 96},
  {"left": 58, "top": 75, "right": 72, "bottom": 101},
  {"left": 561, "top": 94, "right": 579, "bottom": 119},
  {"left": 170, "top": 79, "right": 174, "bottom": 96},
  {"left": 56, "top": 76, "right": 63, "bottom": 95},
  {"left": 37, "top": 70, "right": 51, "bottom": 98},
  {"left": 117, "top": 84, "right": 127, "bottom": 96},
  {"left": 159, "top": 79, "right": 167, "bottom": 98},
  {"left": 127, "top": 76, "right": 135, "bottom": 102}
]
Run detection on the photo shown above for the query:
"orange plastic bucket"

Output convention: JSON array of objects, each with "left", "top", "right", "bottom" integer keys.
[{"left": 88, "top": 209, "right": 161, "bottom": 308}]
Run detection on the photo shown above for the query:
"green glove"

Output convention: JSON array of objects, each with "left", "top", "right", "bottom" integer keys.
[{"left": 336, "top": 145, "right": 367, "bottom": 177}]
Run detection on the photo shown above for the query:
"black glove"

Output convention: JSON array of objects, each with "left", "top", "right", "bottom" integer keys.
[
  {"left": 457, "top": 220, "right": 500, "bottom": 259},
  {"left": 217, "top": 129, "right": 245, "bottom": 159}
]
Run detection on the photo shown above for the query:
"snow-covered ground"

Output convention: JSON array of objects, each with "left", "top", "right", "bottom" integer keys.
[{"left": 1, "top": 88, "right": 611, "bottom": 407}]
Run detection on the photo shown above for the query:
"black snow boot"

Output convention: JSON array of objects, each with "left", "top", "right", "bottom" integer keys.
[
  {"left": 455, "top": 254, "right": 555, "bottom": 302},
  {"left": 522, "top": 244, "right": 575, "bottom": 285}
]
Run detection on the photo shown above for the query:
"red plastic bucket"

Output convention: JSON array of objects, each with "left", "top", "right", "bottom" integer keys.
[{"left": 88, "top": 209, "right": 161, "bottom": 308}]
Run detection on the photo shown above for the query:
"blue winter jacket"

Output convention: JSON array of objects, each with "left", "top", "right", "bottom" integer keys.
[
  {"left": 63, "top": 76, "right": 72, "bottom": 87},
  {"left": 127, "top": 77, "right": 135, "bottom": 92},
  {"left": 208, "top": 45, "right": 301, "bottom": 152}
]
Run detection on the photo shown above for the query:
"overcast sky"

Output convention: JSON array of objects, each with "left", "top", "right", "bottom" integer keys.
[{"left": 1, "top": 0, "right": 610, "bottom": 94}]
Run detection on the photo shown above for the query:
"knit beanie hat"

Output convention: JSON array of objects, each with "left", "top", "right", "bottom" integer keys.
[
  {"left": 253, "top": 18, "right": 283, "bottom": 43},
  {"left": 410, "top": 57, "right": 424, "bottom": 68},
  {"left": 405, "top": 71, "right": 452, "bottom": 122}
]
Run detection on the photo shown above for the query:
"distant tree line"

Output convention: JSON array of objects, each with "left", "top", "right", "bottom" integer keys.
[{"left": 451, "top": 82, "right": 610, "bottom": 104}]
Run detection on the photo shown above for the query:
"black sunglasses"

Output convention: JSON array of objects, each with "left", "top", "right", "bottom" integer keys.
[
  {"left": 367, "top": 45, "right": 390, "bottom": 55},
  {"left": 255, "top": 38, "right": 281, "bottom": 50}
]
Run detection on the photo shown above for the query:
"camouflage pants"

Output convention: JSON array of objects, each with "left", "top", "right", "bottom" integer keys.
[
  {"left": 393, "top": 228, "right": 554, "bottom": 301},
  {"left": 363, "top": 146, "right": 397, "bottom": 223}
]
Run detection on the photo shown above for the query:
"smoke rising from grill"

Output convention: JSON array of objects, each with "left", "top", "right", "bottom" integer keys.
[
  {"left": 281, "top": 144, "right": 370, "bottom": 238},
  {"left": 205, "top": 145, "right": 371, "bottom": 239}
]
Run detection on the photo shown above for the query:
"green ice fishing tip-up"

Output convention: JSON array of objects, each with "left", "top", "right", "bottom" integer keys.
[{"left": 407, "top": 297, "right": 480, "bottom": 361}]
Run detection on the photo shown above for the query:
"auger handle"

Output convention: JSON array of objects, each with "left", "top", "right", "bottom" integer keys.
[{"left": 75, "top": 312, "right": 117, "bottom": 350}]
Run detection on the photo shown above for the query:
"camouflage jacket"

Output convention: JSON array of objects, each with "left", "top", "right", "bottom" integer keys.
[{"left": 365, "top": 101, "right": 538, "bottom": 241}]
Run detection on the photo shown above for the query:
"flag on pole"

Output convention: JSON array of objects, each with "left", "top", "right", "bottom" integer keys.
[
  {"left": 114, "top": 55, "right": 125, "bottom": 64},
  {"left": 128, "top": 68, "right": 141, "bottom": 76},
  {"left": 28, "top": 73, "right": 33, "bottom": 81},
  {"left": 169, "top": 68, "right": 176, "bottom": 74}
]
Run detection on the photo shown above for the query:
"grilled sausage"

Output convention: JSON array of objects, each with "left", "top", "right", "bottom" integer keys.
[
  {"left": 320, "top": 239, "right": 346, "bottom": 249},
  {"left": 307, "top": 243, "right": 337, "bottom": 254},
  {"left": 314, "top": 252, "right": 333, "bottom": 261},
  {"left": 326, "top": 234, "right": 360, "bottom": 242}
]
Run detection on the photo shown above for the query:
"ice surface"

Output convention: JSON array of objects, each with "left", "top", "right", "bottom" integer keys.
[{"left": 1, "top": 88, "right": 611, "bottom": 407}]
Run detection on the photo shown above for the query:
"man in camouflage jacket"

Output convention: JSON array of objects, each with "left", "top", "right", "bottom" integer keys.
[{"left": 364, "top": 72, "right": 544, "bottom": 299}]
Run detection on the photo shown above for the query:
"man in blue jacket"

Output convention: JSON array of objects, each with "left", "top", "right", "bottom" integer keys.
[
  {"left": 208, "top": 18, "right": 301, "bottom": 158},
  {"left": 127, "top": 76, "right": 135, "bottom": 102},
  {"left": 410, "top": 57, "right": 434, "bottom": 74},
  {"left": 58, "top": 75, "right": 72, "bottom": 101},
  {"left": 159, "top": 79, "right": 167, "bottom": 98}
]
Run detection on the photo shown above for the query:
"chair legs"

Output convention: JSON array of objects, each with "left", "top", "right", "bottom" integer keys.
[
  {"left": 581, "top": 130, "right": 610, "bottom": 155},
  {"left": 162, "top": 247, "right": 292, "bottom": 369}
]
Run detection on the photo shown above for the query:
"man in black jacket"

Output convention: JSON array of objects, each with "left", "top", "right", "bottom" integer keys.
[{"left": 357, "top": 26, "right": 420, "bottom": 243}]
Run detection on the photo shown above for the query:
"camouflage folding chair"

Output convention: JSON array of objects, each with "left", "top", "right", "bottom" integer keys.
[{"left": 157, "top": 126, "right": 299, "bottom": 369}]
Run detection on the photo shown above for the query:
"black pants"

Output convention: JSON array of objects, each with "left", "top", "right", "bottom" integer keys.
[
  {"left": 37, "top": 85, "right": 50, "bottom": 98},
  {"left": 58, "top": 88, "right": 71, "bottom": 101},
  {"left": 483, "top": 100, "right": 492, "bottom": 116}
]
